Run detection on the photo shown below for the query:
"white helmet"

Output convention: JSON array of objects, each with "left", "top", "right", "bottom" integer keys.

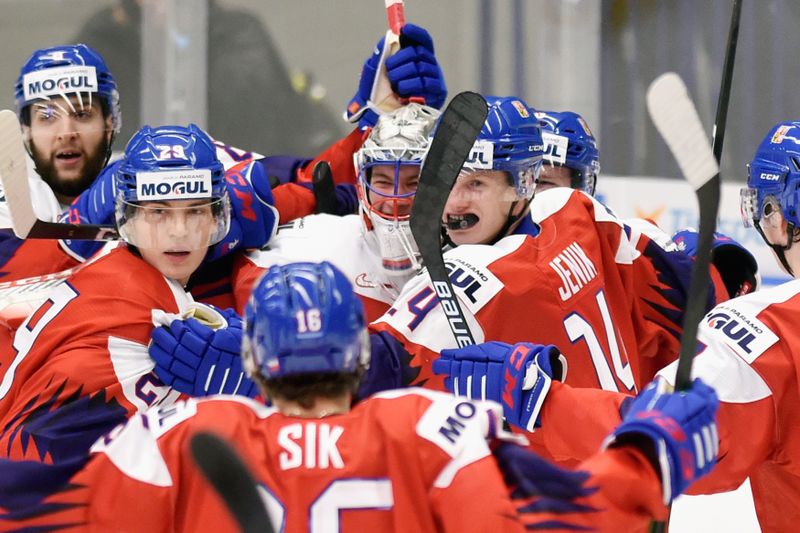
[{"left": 354, "top": 103, "right": 440, "bottom": 289}]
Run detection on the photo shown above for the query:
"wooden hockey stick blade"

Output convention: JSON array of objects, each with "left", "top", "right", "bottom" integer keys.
[
  {"left": 0, "top": 109, "right": 118, "bottom": 241},
  {"left": 0, "top": 109, "right": 37, "bottom": 238},
  {"left": 647, "top": 73, "right": 721, "bottom": 392},
  {"left": 646, "top": 73, "right": 719, "bottom": 191},
  {"left": 410, "top": 91, "right": 488, "bottom": 347},
  {"left": 373, "top": 0, "right": 406, "bottom": 113},
  {"left": 191, "top": 431, "right": 275, "bottom": 533}
]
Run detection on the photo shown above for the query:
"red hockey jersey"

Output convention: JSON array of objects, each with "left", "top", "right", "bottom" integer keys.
[
  {"left": 371, "top": 189, "right": 722, "bottom": 463},
  {"left": 0, "top": 246, "right": 189, "bottom": 464},
  {"left": 11, "top": 390, "right": 524, "bottom": 532}
]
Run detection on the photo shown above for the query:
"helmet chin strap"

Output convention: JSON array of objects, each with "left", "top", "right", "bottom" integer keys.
[
  {"left": 489, "top": 197, "right": 532, "bottom": 245},
  {"left": 755, "top": 223, "right": 795, "bottom": 277}
]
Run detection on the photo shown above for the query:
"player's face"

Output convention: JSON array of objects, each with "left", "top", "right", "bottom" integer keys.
[
  {"left": 133, "top": 199, "right": 216, "bottom": 285},
  {"left": 536, "top": 164, "right": 573, "bottom": 192},
  {"left": 367, "top": 164, "right": 420, "bottom": 218},
  {"left": 443, "top": 170, "right": 523, "bottom": 245},
  {"left": 24, "top": 95, "right": 112, "bottom": 203}
]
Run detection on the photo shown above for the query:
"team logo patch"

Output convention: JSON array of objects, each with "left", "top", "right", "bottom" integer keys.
[
  {"left": 771, "top": 124, "right": 793, "bottom": 144},
  {"left": 23, "top": 65, "right": 98, "bottom": 101},
  {"left": 577, "top": 116, "right": 594, "bottom": 138},
  {"left": 136, "top": 169, "right": 212, "bottom": 201},
  {"left": 466, "top": 140, "right": 494, "bottom": 169},
  {"left": 542, "top": 132, "right": 569, "bottom": 164},
  {"left": 511, "top": 100, "right": 530, "bottom": 118}
]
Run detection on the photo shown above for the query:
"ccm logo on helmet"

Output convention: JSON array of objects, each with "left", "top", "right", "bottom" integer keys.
[
  {"left": 137, "top": 169, "right": 213, "bottom": 201},
  {"left": 22, "top": 66, "right": 99, "bottom": 101}
]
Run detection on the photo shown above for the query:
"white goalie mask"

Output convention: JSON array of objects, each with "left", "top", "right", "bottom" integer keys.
[{"left": 354, "top": 103, "right": 440, "bottom": 286}]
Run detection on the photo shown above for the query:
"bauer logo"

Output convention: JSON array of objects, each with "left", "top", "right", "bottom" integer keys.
[
  {"left": 704, "top": 305, "right": 778, "bottom": 363},
  {"left": 466, "top": 140, "right": 494, "bottom": 169},
  {"left": 137, "top": 169, "right": 212, "bottom": 200},
  {"left": 23, "top": 66, "right": 98, "bottom": 101},
  {"left": 542, "top": 132, "right": 568, "bottom": 164}
]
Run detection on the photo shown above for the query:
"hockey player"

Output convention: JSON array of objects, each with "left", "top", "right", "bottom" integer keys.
[
  {"left": 0, "top": 261, "right": 721, "bottom": 532},
  {"left": 0, "top": 124, "right": 255, "bottom": 467},
  {"left": 0, "top": 26, "right": 447, "bottom": 281},
  {"left": 1, "top": 43, "right": 278, "bottom": 283},
  {"left": 534, "top": 109, "right": 758, "bottom": 298},
  {"left": 363, "top": 95, "right": 726, "bottom": 457},
  {"left": 148, "top": 103, "right": 438, "bottom": 397},
  {"left": 434, "top": 120, "right": 800, "bottom": 532},
  {"left": 234, "top": 102, "right": 438, "bottom": 319},
  {"left": 536, "top": 110, "right": 600, "bottom": 195}
]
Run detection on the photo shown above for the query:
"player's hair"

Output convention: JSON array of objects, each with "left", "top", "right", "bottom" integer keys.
[{"left": 255, "top": 371, "right": 363, "bottom": 409}]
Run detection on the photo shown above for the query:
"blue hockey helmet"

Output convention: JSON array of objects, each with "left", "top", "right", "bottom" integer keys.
[
  {"left": 536, "top": 110, "right": 600, "bottom": 195},
  {"left": 463, "top": 95, "right": 544, "bottom": 200},
  {"left": 114, "top": 124, "right": 230, "bottom": 249},
  {"left": 242, "top": 261, "right": 370, "bottom": 382},
  {"left": 741, "top": 120, "right": 800, "bottom": 274},
  {"left": 15, "top": 43, "right": 120, "bottom": 133}
]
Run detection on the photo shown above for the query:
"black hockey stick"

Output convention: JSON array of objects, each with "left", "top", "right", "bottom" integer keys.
[
  {"left": 312, "top": 161, "right": 338, "bottom": 215},
  {"left": 711, "top": 0, "right": 742, "bottom": 165},
  {"left": 0, "top": 109, "right": 118, "bottom": 240},
  {"left": 409, "top": 91, "right": 489, "bottom": 347},
  {"left": 190, "top": 431, "right": 275, "bottom": 533}
]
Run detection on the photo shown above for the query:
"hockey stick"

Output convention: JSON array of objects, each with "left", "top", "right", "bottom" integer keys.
[
  {"left": 648, "top": 73, "right": 720, "bottom": 391},
  {"left": 0, "top": 109, "right": 118, "bottom": 240},
  {"left": 711, "top": 0, "right": 742, "bottom": 164},
  {"left": 312, "top": 161, "right": 337, "bottom": 215},
  {"left": 409, "top": 91, "right": 489, "bottom": 348},
  {"left": 190, "top": 431, "right": 275, "bottom": 533},
  {"left": 373, "top": 0, "right": 406, "bottom": 112}
]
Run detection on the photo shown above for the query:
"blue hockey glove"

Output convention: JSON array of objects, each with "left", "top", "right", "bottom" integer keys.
[
  {"left": 672, "top": 228, "right": 759, "bottom": 297},
  {"left": 59, "top": 161, "right": 121, "bottom": 262},
  {"left": 149, "top": 307, "right": 258, "bottom": 398},
  {"left": 605, "top": 378, "right": 720, "bottom": 504},
  {"left": 206, "top": 160, "right": 278, "bottom": 262},
  {"left": 432, "top": 341, "right": 567, "bottom": 432},
  {"left": 345, "top": 23, "right": 447, "bottom": 129}
]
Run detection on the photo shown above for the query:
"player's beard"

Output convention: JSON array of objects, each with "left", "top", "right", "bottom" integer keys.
[{"left": 29, "top": 136, "right": 111, "bottom": 200}]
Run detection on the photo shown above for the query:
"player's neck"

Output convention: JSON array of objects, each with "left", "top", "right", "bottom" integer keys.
[{"left": 274, "top": 395, "right": 352, "bottom": 418}]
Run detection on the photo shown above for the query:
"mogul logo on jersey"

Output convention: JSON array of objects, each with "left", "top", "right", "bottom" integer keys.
[
  {"left": 22, "top": 66, "right": 99, "bottom": 101},
  {"left": 466, "top": 140, "right": 494, "bottom": 169},
  {"left": 704, "top": 304, "right": 779, "bottom": 362},
  {"left": 444, "top": 256, "right": 503, "bottom": 314},
  {"left": 541, "top": 132, "right": 569, "bottom": 165},
  {"left": 136, "top": 169, "right": 212, "bottom": 201}
]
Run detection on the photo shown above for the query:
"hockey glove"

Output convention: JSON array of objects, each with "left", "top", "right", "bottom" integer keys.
[
  {"left": 604, "top": 377, "right": 720, "bottom": 504},
  {"left": 672, "top": 228, "right": 759, "bottom": 297},
  {"left": 149, "top": 306, "right": 259, "bottom": 398},
  {"left": 432, "top": 341, "right": 567, "bottom": 432},
  {"left": 59, "top": 161, "right": 120, "bottom": 262},
  {"left": 206, "top": 160, "right": 279, "bottom": 263},
  {"left": 345, "top": 23, "right": 447, "bottom": 129}
]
